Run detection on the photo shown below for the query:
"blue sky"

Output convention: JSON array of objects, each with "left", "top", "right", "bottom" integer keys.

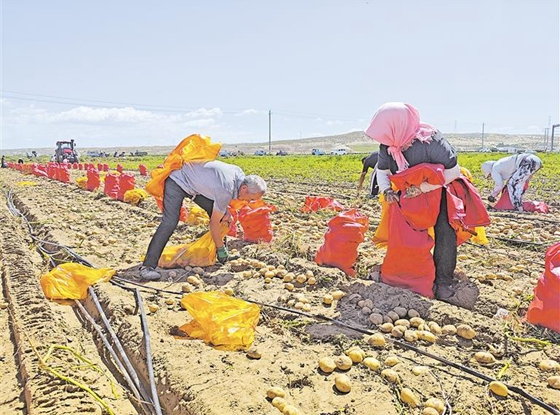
[{"left": 1, "top": 0, "right": 558, "bottom": 150}]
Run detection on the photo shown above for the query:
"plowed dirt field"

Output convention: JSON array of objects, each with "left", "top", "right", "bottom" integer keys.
[{"left": 0, "top": 165, "right": 559, "bottom": 415}]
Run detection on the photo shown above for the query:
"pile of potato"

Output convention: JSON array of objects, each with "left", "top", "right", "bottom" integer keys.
[
  {"left": 266, "top": 387, "right": 305, "bottom": 415},
  {"left": 228, "top": 259, "right": 317, "bottom": 288}
]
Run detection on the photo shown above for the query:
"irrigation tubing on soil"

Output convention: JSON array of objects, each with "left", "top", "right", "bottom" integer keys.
[
  {"left": 134, "top": 288, "right": 163, "bottom": 415},
  {"left": 110, "top": 277, "right": 560, "bottom": 415}
]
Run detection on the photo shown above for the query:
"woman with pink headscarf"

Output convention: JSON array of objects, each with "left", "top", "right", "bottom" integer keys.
[{"left": 365, "top": 102, "right": 479, "bottom": 308}]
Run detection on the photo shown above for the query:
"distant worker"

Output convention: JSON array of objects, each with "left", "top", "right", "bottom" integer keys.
[
  {"left": 357, "top": 151, "right": 379, "bottom": 197},
  {"left": 17, "top": 158, "right": 24, "bottom": 164},
  {"left": 1, "top": 155, "right": 7, "bottom": 168},
  {"left": 481, "top": 153, "right": 542, "bottom": 211},
  {"left": 139, "top": 161, "right": 268, "bottom": 281}
]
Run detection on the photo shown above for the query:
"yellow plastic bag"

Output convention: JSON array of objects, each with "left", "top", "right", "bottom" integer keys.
[
  {"left": 186, "top": 205, "right": 210, "bottom": 226},
  {"left": 146, "top": 134, "right": 221, "bottom": 200},
  {"left": 470, "top": 226, "right": 489, "bottom": 245},
  {"left": 76, "top": 176, "right": 87, "bottom": 190},
  {"left": 180, "top": 291, "right": 260, "bottom": 350},
  {"left": 40, "top": 263, "right": 115, "bottom": 300},
  {"left": 373, "top": 194, "right": 389, "bottom": 248},
  {"left": 124, "top": 188, "right": 148, "bottom": 206},
  {"left": 158, "top": 223, "right": 228, "bottom": 268}
]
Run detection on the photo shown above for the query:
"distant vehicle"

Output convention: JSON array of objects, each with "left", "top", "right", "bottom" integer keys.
[
  {"left": 254, "top": 150, "right": 267, "bottom": 156},
  {"left": 276, "top": 150, "right": 288, "bottom": 156},
  {"left": 133, "top": 150, "right": 148, "bottom": 156},
  {"left": 330, "top": 147, "right": 349, "bottom": 155},
  {"left": 55, "top": 139, "right": 79, "bottom": 163},
  {"left": 311, "top": 148, "right": 326, "bottom": 156},
  {"left": 219, "top": 149, "right": 231, "bottom": 157},
  {"left": 86, "top": 150, "right": 103, "bottom": 157}
]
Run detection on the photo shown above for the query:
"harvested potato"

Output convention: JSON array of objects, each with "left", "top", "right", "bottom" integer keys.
[
  {"left": 422, "top": 408, "right": 440, "bottom": 415},
  {"left": 295, "top": 274, "right": 307, "bottom": 284},
  {"left": 394, "top": 319, "right": 411, "bottom": 328},
  {"left": 246, "top": 346, "right": 262, "bottom": 359},
  {"left": 409, "top": 317, "right": 425, "bottom": 328},
  {"left": 387, "top": 311, "right": 399, "bottom": 322},
  {"left": 284, "top": 283, "right": 294, "bottom": 291},
  {"left": 282, "top": 405, "right": 300, "bottom": 415},
  {"left": 323, "top": 294, "right": 333, "bottom": 305},
  {"left": 441, "top": 324, "right": 457, "bottom": 335},
  {"left": 319, "top": 357, "right": 337, "bottom": 373},
  {"left": 412, "top": 366, "right": 429, "bottom": 376},
  {"left": 307, "top": 276, "right": 317, "bottom": 285},
  {"left": 424, "top": 397, "right": 445, "bottom": 414},
  {"left": 391, "top": 326, "right": 405, "bottom": 338},
  {"left": 367, "top": 333, "right": 386, "bottom": 347},
  {"left": 417, "top": 330, "right": 436, "bottom": 343},
  {"left": 404, "top": 330, "right": 419, "bottom": 342},
  {"left": 381, "top": 369, "right": 400, "bottom": 383},
  {"left": 266, "top": 387, "right": 286, "bottom": 399},
  {"left": 272, "top": 397, "right": 287, "bottom": 411},
  {"left": 457, "top": 324, "right": 476, "bottom": 340},
  {"left": 148, "top": 304, "right": 159, "bottom": 313},
  {"left": 334, "top": 374, "right": 352, "bottom": 393},
  {"left": 394, "top": 307, "right": 408, "bottom": 318},
  {"left": 408, "top": 309, "right": 420, "bottom": 318},
  {"left": 369, "top": 313, "right": 384, "bottom": 325},
  {"left": 332, "top": 290, "right": 346, "bottom": 300},
  {"left": 384, "top": 356, "right": 400, "bottom": 367},
  {"left": 548, "top": 376, "right": 560, "bottom": 389},
  {"left": 400, "top": 387, "right": 419, "bottom": 407},
  {"left": 489, "top": 381, "right": 509, "bottom": 397},
  {"left": 380, "top": 322, "right": 394, "bottom": 333},
  {"left": 283, "top": 273, "right": 294, "bottom": 282},
  {"left": 474, "top": 352, "right": 496, "bottom": 364},
  {"left": 224, "top": 287, "right": 234, "bottom": 296},
  {"left": 335, "top": 355, "right": 353, "bottom": 371},
  {"left": 539, "top": 360, "right": 560, "bottom": 372},
  {"left": 346, "top": 347, "right": 365, "bottom": 363},
  {"left": 362, "top": 357, "right": 381, "bottom": 371},
  {"left": 427, "top": 322, "right": 442, "bottom": 335}
]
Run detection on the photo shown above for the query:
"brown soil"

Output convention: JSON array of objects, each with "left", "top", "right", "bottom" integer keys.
[{"left": 0, "top": 166, "right": 559, "bottom": 415}]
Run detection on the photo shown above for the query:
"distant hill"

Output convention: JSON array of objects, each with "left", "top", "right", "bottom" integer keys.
[{"left": 1, "top": 131, "right": 550, "bottom": 157}]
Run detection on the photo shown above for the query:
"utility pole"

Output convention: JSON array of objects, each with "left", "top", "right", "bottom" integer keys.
[
  {"left": 268, "top": 109, "right": 272, "bottom": 153},
  {"left": 551, "top": 124, "right": 560, "bottom": 152},
  {"left": 481, "top": 122, "right": 485, "bottom": 149}
]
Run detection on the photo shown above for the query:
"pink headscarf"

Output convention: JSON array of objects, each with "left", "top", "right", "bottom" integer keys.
[{"left": 365, "top": 102, "right": 436, "bottom": 172}]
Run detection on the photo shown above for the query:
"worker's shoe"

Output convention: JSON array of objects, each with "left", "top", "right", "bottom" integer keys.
[
  {"left": 138, "top": 266, "right": 161, "bottom": 281},
  {"left": 435, "top": 280, "right": 479, "bottom": 310}
]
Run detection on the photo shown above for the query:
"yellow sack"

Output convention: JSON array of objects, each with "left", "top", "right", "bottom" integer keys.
[
  {"left": 470, "top": 226, "right": 489, "bottom": 245},
  {"left": 159, "top": 223, "right": 229, "bottom": 268},
  {"left": 373, "top": 194, "right": 389, "bottom": 248},
  {"left": 40, "top": 263, "right": 115, "bottom": 300},
  {"left": 186, "top": 205, "right": 210, "bottom": 226},
  {"left": 145, "top": 134, "right": 221, "bottom": 200},
  {"left": 179, "top": 291, "right": 260, "bottom": 350},
  {"left": 76, "top": 176, "right": 87, "bottom": 190},
  {"left": 124, "top": 188, "right": 148, "bottom": 206}
]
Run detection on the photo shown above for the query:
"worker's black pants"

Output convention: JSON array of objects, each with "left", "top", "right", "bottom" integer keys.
[
  {"left": 143, "top": 177, "right": 213, "bottom": 268},
  {"left": 433, "top": 188, "right": 457, "bottom": 288}
]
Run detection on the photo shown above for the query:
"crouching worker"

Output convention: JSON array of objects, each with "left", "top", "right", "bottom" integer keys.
[
  {"left": 357, "top": 151, "right": 379, "bottom": 198},
  {"left": 140, "top": 160, "right": 267, "bottom": 281},
  {"left": 481, "top": 153, "right": 542, "bottom": 212},
  {"left": 366, "top": 102, "right": 488, "bottom": 309}
]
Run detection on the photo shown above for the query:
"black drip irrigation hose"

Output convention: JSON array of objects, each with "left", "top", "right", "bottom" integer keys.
[
  {"left": 110, "top": 277, "right": 560, "bottom": 415},
  {"left": 134, "top": 288, "right": 163, "bottom": 415}
]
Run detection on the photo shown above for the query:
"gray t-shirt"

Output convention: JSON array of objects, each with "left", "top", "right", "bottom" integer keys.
[
  {"left": 169, "top": 160, "right": 245, "bottom": 214},
  {"left": 377, "top": 131, "right": 457, "bottom": 174}
]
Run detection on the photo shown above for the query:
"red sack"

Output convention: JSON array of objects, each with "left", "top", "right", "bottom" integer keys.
[
  {"left": 117, "top": 173, "right": 135, "bottom": 201},
  {"left": 86, "top": 169, "right": 100, "bottom": 191},
  {"left": 237, "top": 200, "right": 277, "bottom": 243},
  {"left": 526, "top": 242, "right": 560, "bottom": 333},
  {"left": 72, "top": 163, "right": 78, "bottom": 169},
  {"left": 32, "top": 164, "right": 47, "bottom": 177},
  {"left": 381, "top": 203, "right": 435, "bottom": 298},
  {"left": 78, "top": 163, "right": 83, "bottom": 170},
  {"left": 315, "top": 209, "right": 369, "bottom": 277},
  {"left": 389, "top": 163, "right": 445, "bottom": 230},
  {"left": 227, "top": 207, "right": 239, "bottom": 237},
  {"left": 58, "top": 166, "right": 70, "bottom": 183},
  {"left": 104, "top": 173, "right": 120, "bottom": 199},
  {"left": 301, "top": 196, "right": 344, "bottom": 213},
  {"left": 495, "top": 187, "right": 549, "bottom": 213},
  {"left": 103, "top": 164, "right": 109, "bottom": 172},
  {"left": 155, "top": 198, "right": 189, "bottom": 223},
  {"left": 97, "top": 163, "right": 103, "bottom": 171},
  {"left": 139, "top": 164, "right": 148, "bottom": 176},
  {"left": 47, "top": 164, "right": 57, "bottom": 180},
  {"left": 116, "top": 164, "right": 123, "bottom": 173}
]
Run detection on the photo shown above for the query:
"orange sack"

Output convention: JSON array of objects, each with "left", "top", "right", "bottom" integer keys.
[
  {"left": 301, "top": 196, "right": 344, "bottom": 213},
  {"left": 86, "top": 169, "right": 100, "bottom": 191},
  {"left": 315, "top": 209, "right": 369, "bottom": 277},
  {"left": 526, "top": 242, "right": 560, "bottom": 333},
  {"left": 117, "top": 173, "right": 135, "bottom": 201},
  {"left": 495, "top": 187, "right": 549, "bottom": 213},
  {"left": 237, "top": 199, "right": 277, "bottom": 243},
  {"left": 104, "top": 173, "right": 120, "bottom": 200}
]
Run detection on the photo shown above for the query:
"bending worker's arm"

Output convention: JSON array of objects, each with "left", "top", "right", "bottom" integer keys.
[
  {"left": 209, "top": 209, "right": 226, "bottom": 249},
  {"left": 377, "top": 164, "right": 462, "bottom": 195},
  {"left": 489, "top": 170, "right": 504, "bottom": 198},
  {"left": 357, "top": 171, "right": 368, "bottom": 192}
]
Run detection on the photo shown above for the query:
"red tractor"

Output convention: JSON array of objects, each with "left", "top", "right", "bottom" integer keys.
[{"left": 55, "top": 139, "right": 80, "bottom": 163}]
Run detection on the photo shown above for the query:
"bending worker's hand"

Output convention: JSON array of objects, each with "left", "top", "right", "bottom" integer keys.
[
  {"left": 217, "top": 246, "right": 229, "bottom": 264},
  {"left": 383, "top": 189, "right": 400, "bottom": 204},
  {"left": 403, "top": 185, "right": 422, "bottom": 199}
]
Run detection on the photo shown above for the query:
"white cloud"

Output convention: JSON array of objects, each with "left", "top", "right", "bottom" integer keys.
[
  {"left": 186, "top": 107, "right": 223, "bottom": 118},
  {"left": 235, "top": 108, "right": 265, "bottom": 117},
  {"left": 326, "top": 120, "right": 343, "bottom": 126}
]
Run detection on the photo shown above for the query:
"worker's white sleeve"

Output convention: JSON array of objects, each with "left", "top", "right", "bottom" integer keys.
[
  {"left": 377, "top": 169, "right": 392, "bottom": 193},
  {"left": 490, "top": 169, "right": 504, "bottom": 198},
  {"left": 419, "top": 164, "right": 461, "bottom": 193}
]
